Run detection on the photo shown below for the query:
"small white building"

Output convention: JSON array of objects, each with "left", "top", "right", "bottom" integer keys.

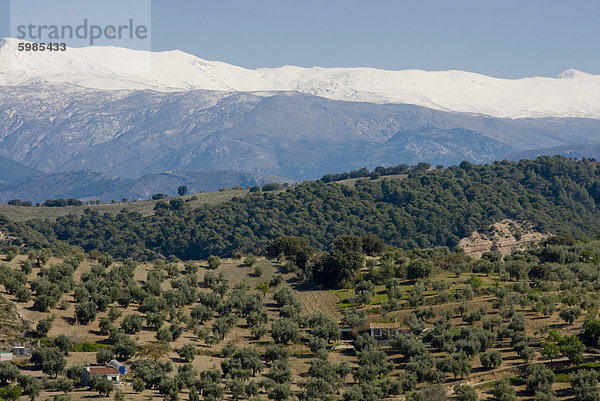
[
  {"left": 366, "top": 322, "right": 406, "bottom": 339},
  {"left": 82, "top": 366, "right": 120, "bottom": 385},
  {"left": 108, "top": 359, "right": 126, "bottom": 374},
  {"left": 12, "top": 346, "right": 32, "bottom": 357},
  {"left": 0, "top": 352, "right": 13, "bottom": 362}
]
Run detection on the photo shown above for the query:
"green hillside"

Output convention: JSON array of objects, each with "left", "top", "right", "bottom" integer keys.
[{"left": 1, "top": 156, "right": 597, "bottom": 261}]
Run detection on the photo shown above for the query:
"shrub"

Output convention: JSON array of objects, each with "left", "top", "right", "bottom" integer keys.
[
  {"left": 569, "top": 369, "right": 600, "bottom": 401},
  {"left": 96, "top": 348, "right": 115, "bottom": 365},
  {"left": 454, "top": 384, "right": 477, "bottom": 401},
  {"left": 271, "top": 318, "right": 300, "bottom": 344},
  {"left": 526, "top": 364, "right": 555, "bottom": 395},
  {"left": 207, "top": 255, "right": 221, "bottom": 269},
  {"left": 480, "top": 350, "right": 502, "bottom": 369},
  {"left": 244, "top": 254, "right": 257, "bottom": 267},
  {"left": 493, "top": 378, "right": 517, "bottom": 401}
]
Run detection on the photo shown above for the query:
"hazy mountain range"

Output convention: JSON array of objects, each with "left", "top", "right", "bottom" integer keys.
[
  {"left": 0, "top": 169, "right": 288, "bottom": 203},
  {"left": 1, "top": 37, "right": 600, "bottom": 202}
]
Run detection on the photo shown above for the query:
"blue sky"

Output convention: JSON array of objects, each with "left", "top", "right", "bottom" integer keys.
[{"left": 1, "top": 0, "right": 599, "bottom": 78}]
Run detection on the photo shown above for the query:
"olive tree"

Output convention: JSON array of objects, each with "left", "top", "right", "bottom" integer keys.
[
  {"left": 493, "top": 378, "right": 517, "bottom": 401},
  {"left": 480, "top": 350, "right": 502, "bottom": 369},
  {"left": 30, "top": 347, "right": 66, "bottom": 378},
  {"left": 569, "top": 369, "right": 600, "bottom": 401},
  {"left": 177, "top": 344, "right": 196, "bottom": 363},
  {"left": 272, "top": 318, "right": 300, "bottom": 344}
]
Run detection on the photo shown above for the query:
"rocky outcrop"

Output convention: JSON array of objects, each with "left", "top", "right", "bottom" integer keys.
[{"left": 458, "top": 220, "right": 549, "bottom": 258}]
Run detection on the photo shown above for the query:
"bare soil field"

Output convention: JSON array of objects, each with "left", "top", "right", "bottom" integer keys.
[{"left": 296, "top": 290, "right": 343, "bottom": 320}]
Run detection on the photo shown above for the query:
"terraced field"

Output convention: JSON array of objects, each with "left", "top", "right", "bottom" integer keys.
[
  {"left": 0, "top": 294, "right": 29, "bottom": 351},
  {"left": 296, "top": 290, "right": 343, "bottom": 320}
]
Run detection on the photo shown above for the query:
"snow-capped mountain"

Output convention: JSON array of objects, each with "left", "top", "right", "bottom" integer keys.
[
  {"left": 3, "top": 37, "right": 600, "bottom": 201},
  {"left": 1, "top": 37, "right": 599, "bottom": 119}
]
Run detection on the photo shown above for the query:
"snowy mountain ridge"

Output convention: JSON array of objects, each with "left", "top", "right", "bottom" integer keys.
[{"left": 1, "top": 37, "right": 599, "bottom": 119}]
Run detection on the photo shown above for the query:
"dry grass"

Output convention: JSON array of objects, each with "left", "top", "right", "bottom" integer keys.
[
  {"left": 333, "top": 174, "right": 407, "bottom": 187},
  {"left": 0, "top": 190, "right": 248, "bottom": 222}
]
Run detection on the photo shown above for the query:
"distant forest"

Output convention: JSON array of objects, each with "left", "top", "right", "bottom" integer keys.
[{"left": 2, "top": 156, "right": 600, "bottom": 261}]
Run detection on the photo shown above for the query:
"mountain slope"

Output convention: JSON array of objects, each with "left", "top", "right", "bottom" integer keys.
[
  {"left": 0, "top": 170, "right": 132, "bottom": 203},
  {"left": 1, "top": 38, "right": 599, "bottom": 119},
  {"left": 3, "top": 85, "right": 600, "bottom": 182},
  {"left": 380, "top": 127, "right": 515, "bottom": 165},
  {"left": 0, "top": 169, "right": 290, "bottom": 203},
  {"left": 510, "top": 143, "right": 600, "bottom": 161},
  {"left": 0, "top": 155, "right": 39, "bottom": 183}
]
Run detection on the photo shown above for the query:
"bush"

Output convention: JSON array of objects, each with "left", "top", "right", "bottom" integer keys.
[
  {"left": 535, "top": 390, "right": 557, "bottom": 401},
  {"left": 56, "top": 377, "right": 74, "bottom": 393},
  {"left": 526, "top": 364, "right": 555, "bottom": 395},
  {"left": 558, "top": 334, "right": 585, "bottom": 365},
  {"left": 207, "top": 255, "right": 221, "bottom": 269},
  {"left": 454, "top": 384, "right": 477, "bottom": 401},
  {"left": 96, "top": 348, "right": 115, "bottom": 365},
  {"left": 493, "top": 378, "right": 517, "bottom": 401},
  {"left": 54, "top": 335, "right": 73, "bottom": 355},
  {"left": 0, "top": 384, "right": 22, "bottom": 401},
  {"left": 132, "top": 378, "right": 145, "bottom": 393},
  {"left": 244, "top": 254, "right": 257, "bottom": 267},
  {"left": 120, "top": 314, "right": 143, "bottom": 334},
  {"left": 480, "top": 350, "right": 502, "bottom": 369},
  {"left": 108, "top": 307, "right": 122, "bottom": 322},
  {"left": 271, "top": 318, "right": 300, "bottom": 344},
  {"left": 569, "top": 369, "right": 600, "bottom": 401},
  {"left": 177, "top": 344, "right": 196, "bottom": 362},
  {"left": 262, "top": 183, "right": 281, "bottom": 191},
  {"left": 409, "top": 384, "right": 447, "bottom": 401},
  {"left": 30, "top": 347, "right": 66, "bottom": 377},
  {"left": 114, "top": 389, "right": 125, "bottom": 401},
  {"left": 35, "top": 318, "right": 53, "bottom": 337}
]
